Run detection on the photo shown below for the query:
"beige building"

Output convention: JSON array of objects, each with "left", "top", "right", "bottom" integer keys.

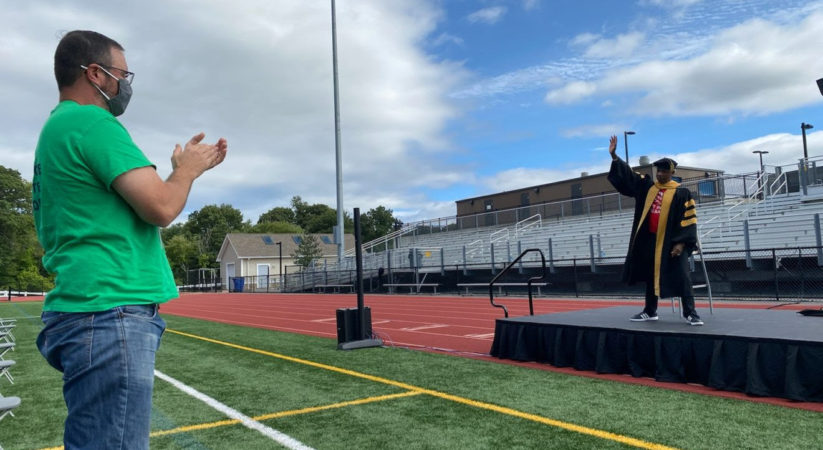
[{"left": 216, "top": 233, "right": 355, "bottom": 288}]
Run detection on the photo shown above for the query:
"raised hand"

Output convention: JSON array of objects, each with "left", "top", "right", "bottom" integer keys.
[
  {"left": 609, "top": 135, "right": 618, "bottom": 160},
  {"left": 171, "top": 133, "right": 227, "bottom": 178}
]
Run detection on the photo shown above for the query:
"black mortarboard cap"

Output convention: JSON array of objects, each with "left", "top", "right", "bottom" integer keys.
[{"left": 652, "top": 157, "right": 677, "bottom": 171}]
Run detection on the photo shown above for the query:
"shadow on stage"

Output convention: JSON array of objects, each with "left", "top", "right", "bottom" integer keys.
[{"left": 490, "top": 306, "right": 823, "bottom": 402}]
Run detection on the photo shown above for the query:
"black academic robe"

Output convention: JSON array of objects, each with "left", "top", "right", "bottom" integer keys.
[{"left": 608, "top": 158, "right": 698, "bottom": 298}]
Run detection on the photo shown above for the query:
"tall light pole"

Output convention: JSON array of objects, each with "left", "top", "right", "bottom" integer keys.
[
  {"left": 752, "top": 150, "right": 768, "bottom": 172},
  {"left": 331, "top": 0, "right": 344, "bottom": 262},
  {"left": 753, "top": 150, "right": 768, "bottom": 198},
  {"left": 624, "top": 130, "right": 635, "bottom": 164},
  {"left": 801, "top": 122, "right": 814, "bottom": 160},
  {"left": 275, "top": 241, "right": 283, "bottom": 289}
]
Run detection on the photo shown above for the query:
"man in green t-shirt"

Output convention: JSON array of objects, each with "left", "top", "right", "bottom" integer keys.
[{"left": 33, "top": 30, "right": 227, "bottom": 449}]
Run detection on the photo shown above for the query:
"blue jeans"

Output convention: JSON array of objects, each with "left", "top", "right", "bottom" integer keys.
[{"left": 37, "top": 304, "right": 166, "bottom": 450}]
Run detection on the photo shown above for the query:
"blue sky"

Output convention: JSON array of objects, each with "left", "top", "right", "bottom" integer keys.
[{"left": 1, "top": 0, "right": 822, "bottom": 224}]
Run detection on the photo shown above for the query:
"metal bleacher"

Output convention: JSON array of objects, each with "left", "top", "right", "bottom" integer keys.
[
  {"left": 364, "top": 174, "right": 823, "bottom": 271},
  {"left": 295, "top": 164, "right": 823, "bottom": 292}
]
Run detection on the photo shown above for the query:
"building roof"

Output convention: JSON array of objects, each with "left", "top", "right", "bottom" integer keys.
[{"left": 216, "top": 233, "right": 355, "bottom": 261}]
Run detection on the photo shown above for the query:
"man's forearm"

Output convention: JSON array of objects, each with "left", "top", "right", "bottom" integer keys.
[{"left": 160, "top": 168, "right": 199, "bottom": 224}]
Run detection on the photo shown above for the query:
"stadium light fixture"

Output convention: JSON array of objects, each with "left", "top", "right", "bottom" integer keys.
[
  {"left": 623, "top": 131, "right": 636, "bottom": 164},
  {"left": 802, "top": 122, "right": 814, "bottom": 160}
]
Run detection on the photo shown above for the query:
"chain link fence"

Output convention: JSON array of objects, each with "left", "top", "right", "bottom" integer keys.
[{"left": 262, "top": 246, "right": 823, "bottom": 302}]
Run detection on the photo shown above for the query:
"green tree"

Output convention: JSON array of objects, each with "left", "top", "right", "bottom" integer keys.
[
  {"left": 163, "top": 234, "right": 199, "bottom": 284},
  {"left": 0, "top": 166, "right": 51, "bottom": 291},
  {"left": 360, "top": 205, "right": 397, "bottom": 243},
  {"left": 257, "top": 206, "right": 295, "bottom": 224},
  {"left": 291, "top": 233, "right": 323, "bottom": 268},
  {"left": 290, "top": 196, "right": 353, "bottom": 233},
  {"left": 184, "top": 204, "right": 246, "bottom": 263},
  {"left": 251, "top": 221, "right": 303, "bottom": 234}
]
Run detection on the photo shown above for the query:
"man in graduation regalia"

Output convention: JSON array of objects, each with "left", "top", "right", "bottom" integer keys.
[{"left": 607, "top": 135, "right": 703, "bottom": 325}]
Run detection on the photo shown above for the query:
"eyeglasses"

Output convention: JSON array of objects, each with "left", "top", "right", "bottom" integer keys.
[{"left": 80, "top": 63, "right": 135, "bottom": 85}]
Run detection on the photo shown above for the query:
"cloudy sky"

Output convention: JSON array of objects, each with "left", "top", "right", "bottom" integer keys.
[{"left": 2, "top": 0, "right": 823, "bottom": 225}]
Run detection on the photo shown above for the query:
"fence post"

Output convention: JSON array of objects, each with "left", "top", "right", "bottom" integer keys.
[
  {"left": 588, "top": 235, "right": 596, "bottom": 273},
  {"left": 491, "top": 243, "right": 496, "bottom": 275},
  {"left": 548, "top": 238, "right": 556, "bottom": 274},
  {"left": 815, "top": 214, "right": 823, "bottom": 267},
  {"left": 462, "top": 245, "right": 468, "bottom": 276},
  {"left": 772, "top": 248, "right": 780, "bottom": 302},
  {"left": 573, "top": 258, "right": 579, "bottom": 297},
  {"left": 799, "top": 247, "right": 806, "bottom": 301},
  {"left": 386, "top": 249, "right": 392, "bottom": 286},
  {"left": 440, "top": 248, "right": 445, "bottom": 276},
  {"left": 744, "top": 220, "right": 752, "bottom": 269},
  {"left": 800, "top": 160, "right": 809, "bottom": 196}
]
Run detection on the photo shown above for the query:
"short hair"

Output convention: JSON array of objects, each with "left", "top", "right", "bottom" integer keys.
[{"left": 54, "top": 30, "right": 124, "bottom": 90}]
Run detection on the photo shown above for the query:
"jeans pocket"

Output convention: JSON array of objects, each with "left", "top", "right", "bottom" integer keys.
[
  {"left": 120, "top": 304, "right": 158, "bottom": 320},
  {"left": 37, "top": 312, "right": 94, "bottom": 379}
]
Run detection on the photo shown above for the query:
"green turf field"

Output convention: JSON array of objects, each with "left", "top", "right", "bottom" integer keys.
[{"left": 1, "top": 301, "right": 821, "bottom": 450}]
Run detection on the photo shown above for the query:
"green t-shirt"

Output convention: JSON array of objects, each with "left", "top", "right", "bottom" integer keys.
[{"left": 32, "top": 101, "right": 178, "bottom": 312}]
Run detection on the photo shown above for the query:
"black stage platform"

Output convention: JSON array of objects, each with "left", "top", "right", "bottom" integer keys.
[{"left": 490, "top": 306, "right": 823, "bottom": 402}]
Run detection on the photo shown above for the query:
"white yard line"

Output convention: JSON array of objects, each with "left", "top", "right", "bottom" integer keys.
[{"left": 154, "top": 370, "right": 314, "bottom": 450}]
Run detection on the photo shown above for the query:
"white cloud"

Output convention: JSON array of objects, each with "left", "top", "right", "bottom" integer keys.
[
  {"left": 570, "top": 32, "right": 599, "bottom": 47},
  {"left": 477, "top": 130, "right": 823, "bottom": 195},
  {"left": 432, "top": 32, "right": 464, "bottom": 47},
  {"left": 642, "top": 0, "right": 703, "bottom": 8},
  {"left": 523, "top": 0, "right": 540, "bottom": 11},
  {"left": 667, "top": 131, "right": 821, "bottom": 174},
  {"left": 581, "top": 32, "right": 645, "bottom": 58},
  {"left": 0, "top": 0, "right": 470, "bottom": 223},
  {"left": 467, "top": 6, "right": 507, "bottom": 25},
  {"left": 544, "top": 81, "right": 597, "bottom": 104},
  {"left": 560, "top": 123, "right": 632, "bottom": 138},
  {"left": 545, "top": 11, "right": 823, "bottom": 116}
]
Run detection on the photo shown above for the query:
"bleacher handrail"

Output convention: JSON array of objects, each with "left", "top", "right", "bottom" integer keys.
[
  {"left": 515, "top": 214, "right": 542, "bottom": 238},
  {"left": 490, "top": 227, "right": 509, "bottom": 244}
]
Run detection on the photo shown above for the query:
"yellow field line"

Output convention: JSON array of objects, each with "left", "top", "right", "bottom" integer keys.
[
  {"left": 150, "top": 391, "right": 423, "bottom": 438},
  {"left": 165, "top": 329, "right": 678, "bottom": 450}
]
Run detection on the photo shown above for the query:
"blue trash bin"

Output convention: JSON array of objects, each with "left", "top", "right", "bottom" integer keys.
[{"left": 232, "top": 278, "right": 245, "bottom": 292}]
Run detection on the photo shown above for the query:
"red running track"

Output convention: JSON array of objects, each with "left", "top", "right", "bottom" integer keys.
[{"left": 160, "top": 292, "right": 822, "bottom": 412}]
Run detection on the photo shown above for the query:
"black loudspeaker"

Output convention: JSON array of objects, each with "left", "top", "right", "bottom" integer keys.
[
  {"left": 336, "top": 307, "right": 372, "bottom": 344},
  {"left": 817, "top": 78, "right": 823, "bottom": 96}
]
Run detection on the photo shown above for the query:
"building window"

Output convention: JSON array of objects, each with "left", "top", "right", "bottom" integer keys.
[
  {"left": 484, "top": 199, "right": 493, "bottom": 211},
  {"left": 698, "top": 180, "right": 716, "bottom": 196}
]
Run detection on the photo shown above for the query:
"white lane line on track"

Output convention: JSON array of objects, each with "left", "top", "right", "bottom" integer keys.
[
  {"left": 463, "top": 333, "right": 495, "bottom": 339},
  {"left": 154, "top": 370, "right": 314, "bottom": 450},
  {"left": 400, "top": 324, "right": 449, "bottom": 332}
]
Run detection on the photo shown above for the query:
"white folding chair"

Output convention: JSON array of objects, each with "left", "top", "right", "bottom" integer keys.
[
  {"left": 0, "top": 324, "right": 14, "bottom": 344},
  {"left": 0, "top": 329, "right": 12, "bottom": 345},
  {"left": 0, "top": 343, "right": 13, "bottom": 361},
  {"left": 0, "top": 360, "right": 15, "bottom": 384},
  {"left": 0, "top": 394, "right": 21, "bottom": 421}
]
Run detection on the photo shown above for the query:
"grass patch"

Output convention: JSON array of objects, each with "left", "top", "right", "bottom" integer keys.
[{"left": 1, "top": 302, "right": 821, "bottom": 450}]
